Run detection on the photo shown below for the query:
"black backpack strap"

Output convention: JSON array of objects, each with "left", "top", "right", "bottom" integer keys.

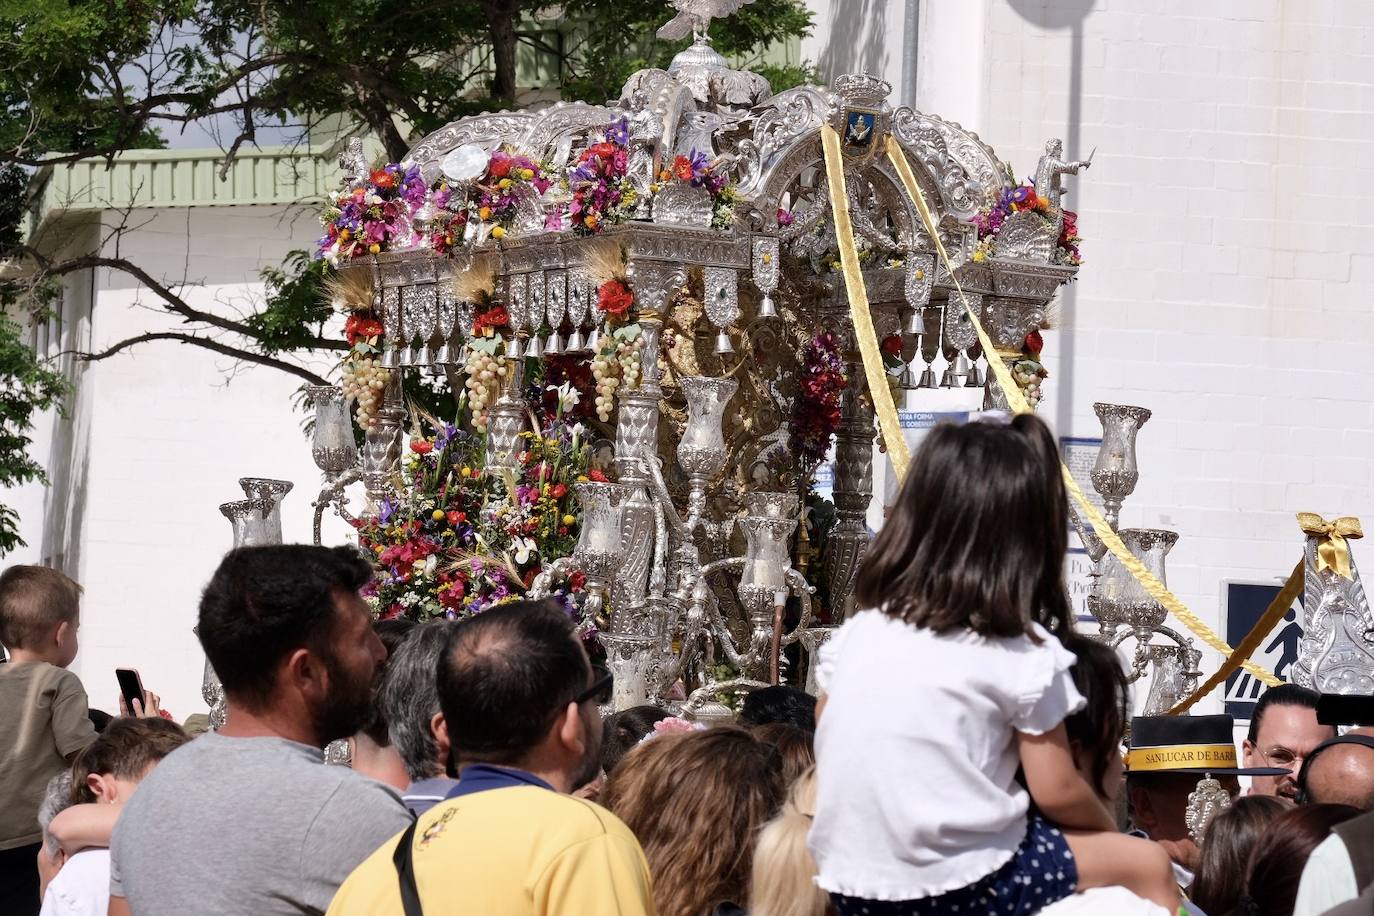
[{"left": 391, "top": 819, "right": 424, "bottom": 916}]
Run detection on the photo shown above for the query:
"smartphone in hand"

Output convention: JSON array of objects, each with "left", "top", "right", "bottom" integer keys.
[{"left": 115, "top": 668, "right": 145, "bottom": 716}]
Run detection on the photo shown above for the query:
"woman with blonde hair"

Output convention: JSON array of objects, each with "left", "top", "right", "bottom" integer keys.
[
  {"left": 603, "top": 726, "right": 786, "bottom": 916},
  {"left": 750, "top": 767, "right": 832, "bottom": 916}
]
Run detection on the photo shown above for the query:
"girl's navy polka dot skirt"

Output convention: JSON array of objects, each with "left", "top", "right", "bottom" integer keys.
[{"left": 831, "top": 814, "right": 1078, "bottom": 916}]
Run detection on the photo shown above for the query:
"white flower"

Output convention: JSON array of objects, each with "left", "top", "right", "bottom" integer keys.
[
  {"left": 513, "top": 537, "right": 537, "bottom": 565},
  {"left": 549, "top": 381, "right": 581, "bottom": 414}
]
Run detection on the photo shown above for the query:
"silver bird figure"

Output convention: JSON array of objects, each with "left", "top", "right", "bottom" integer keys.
[{"left": 656, "top": 0, "right": 757, "bottom": 42}]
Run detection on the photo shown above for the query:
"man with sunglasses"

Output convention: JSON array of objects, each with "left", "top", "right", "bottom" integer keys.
[
  {"left": 1241, "top": 683, "right": 1335, "bottom": 801},
  {"left": 326, "top": 599, "right": 655, "bottom": 916}
]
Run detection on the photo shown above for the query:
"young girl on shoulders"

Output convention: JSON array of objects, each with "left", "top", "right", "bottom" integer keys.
[{"left": 809, "top": 413, "right": 1178, "bottom": 915}]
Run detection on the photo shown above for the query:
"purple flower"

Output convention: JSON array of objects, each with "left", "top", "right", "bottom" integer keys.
[
  {"left": 606, "top": 118, "right": 630, "bottom": 147},
  {"left": 544, "top": 208, "right": 566, "bottom": 231},
  {"left": 379, "top": 498, "right": 397, "bottom": 525}
]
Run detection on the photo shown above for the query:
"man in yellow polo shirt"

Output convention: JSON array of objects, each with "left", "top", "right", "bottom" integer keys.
[{"left": 326, "top": 600, "right": 656, "bottom": 916}]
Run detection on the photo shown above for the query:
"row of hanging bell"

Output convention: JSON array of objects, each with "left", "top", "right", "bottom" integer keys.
[{"left": 899, "top": 352, "right": 984, "bottom": 390}]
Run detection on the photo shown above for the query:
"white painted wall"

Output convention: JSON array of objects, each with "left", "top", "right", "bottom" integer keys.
[
  {"left": 11, "top": 206, "right": 351, "bottom": 718},
  {"left": 907, "top": 0, "right": 1374, "bottom": 698}
]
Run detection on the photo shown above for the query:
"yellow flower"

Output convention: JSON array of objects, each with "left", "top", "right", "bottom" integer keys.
[
  {"left": 461, "top": 467, "right": 472, "bottom": 477},
  {"left": 546, "top": 438, "right": 558, "bottom": 449},
  {"left": 339, "top": 228, "right": 351, "bottom": 240},
  {"left": 491, "top": 226, "right": 506, "bottom": 240},
  {"left": 972, "top": 249, "right": 987, "bottom": 263},
  {"left": 431, "top": 509, "right": 446, "bottom": 521},
  {"left": 562, "top": 514, "right": 576, "bottom": 526},
  {"left": 478, "top": 206, "right": 492, "bottom": 220},
  {"left": 368, "top": 243, "right": 381, "bottom": 254},
  {"left": 576, "top": 474, "right": 588, "bottom": 482},
  {"left": 498, "top": 178, "right": 512, "bottom": 189},
  {"left": 520, "top": 168, "right": 535, "bottom": 180}
]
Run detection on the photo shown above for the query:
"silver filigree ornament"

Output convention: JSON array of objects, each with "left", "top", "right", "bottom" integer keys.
[
  {"left": 752, "top": 238, "right": 780, "bottom": 319},
  {"left": 545, "top": 270, "right": 568, "bottom": 354},
  {"left": 527, "top": 271, "right": 547, "bottom": 358},
  {"left": 400, "top": 285, "right": 437, "bottom": 367},
  {"left": 703, "top": 266, "right": 739, "bottom": 354},
  {"left": 1186, "top": 776, "right": 1232, "bottom": 845}
]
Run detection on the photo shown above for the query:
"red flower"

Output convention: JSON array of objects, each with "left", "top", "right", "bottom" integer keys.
[
  {"left": 344, "top": 313, "right": 384, "bottom": 345},
  {"left": 673, "top": 155, "right": 694, "bottom": 181},
  {"left": 447, "top": 510, "right": 467, "bottom": 525},
  {"left": 1025, "top": 329, "right": 1044, "bottom": 354},
  {"left": 473, "top": 306, "right": 510, "bottom": 336},
  {"left": 588, "top": 468, "right": 610, "bottom": 483},
  {"left": 410, "top": 440, "right": 433, "bottom": 454},
  {"left": 370, "top": 168, "right": 396, "bottom": 190},
  {"left": 487, "top": 154, "right": 513, "bottom": 179},
  {"left": 597, "top": 280, "right": 634, "bottom": 318},
  {"left": 880, "top": 334, "right": 902, "bottom": 357},
  {"left": 569, "top": 571, "right": 587, "bottom": 592},
  {"left": 550, "top": 483, "right": 567, "bottom": 499},
  {"left": 589, "top": 142, "right": 617, "bottom": 161}
]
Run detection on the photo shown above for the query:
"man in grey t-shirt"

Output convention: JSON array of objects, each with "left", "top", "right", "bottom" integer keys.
[{"left": 109, "top": 546, "right": 412, "bottom": 916}]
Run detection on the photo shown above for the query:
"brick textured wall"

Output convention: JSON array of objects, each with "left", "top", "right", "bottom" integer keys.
[{"left": 917, "top": 0, "right": 1374, "bottom": 698}]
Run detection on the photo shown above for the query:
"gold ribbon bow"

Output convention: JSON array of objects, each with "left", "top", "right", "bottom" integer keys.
[{"left": 1297, "top": 512, "right": 1364, "bottom": 580}]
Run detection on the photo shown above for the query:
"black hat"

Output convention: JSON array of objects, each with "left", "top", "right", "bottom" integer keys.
[{"left": 1127, "top": 714, "right": 1289, "bottom": 777}]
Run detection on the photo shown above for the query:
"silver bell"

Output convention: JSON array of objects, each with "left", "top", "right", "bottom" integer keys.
[
  {"left": 525, "top": 335, "right": 543, "bottom": 359},
  {"left": 905, "top": 309, "right": 927, "bottom": 336},
  {"left": 545, "top": 332, "right": 562, "bottom": 356},
  {"left": 899, "top": 363, "right": 919, "bottom": 390},
  {"left": 586, "top": 326, "right": 602, "bottom": 353},
  {"left": 398, "top": 345, "right": 415, "bottom": 368},
  {"left": 939, "top": 367, "right": 958, "bottom": 388},
  {"left": 714, "top": 330, "right": 734, "bottom": 355},
  {"left": 380, "top": 345, "right": 399, "bottom": 370},
  {"left": 952, "top": 352, "right": 971, "bottom": 378},
  {"left": 758, "top": 295, "right": 778, "bottom": 320},
  {"left": 964, "top": 363, "right": 984, "bottom": 388},
  {"left": 566, "top": 328, "right": 584, "bottom": 352},
  {"left": 917, "top": 367, "right": 938, "bottom": 389},
  {"left": 506, "top": 336, "right": 524, "bottom": 360}
]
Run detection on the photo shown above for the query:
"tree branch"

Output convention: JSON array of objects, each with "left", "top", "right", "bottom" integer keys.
[
  {"left": 71, "top": 332, "right": 330, "bottom": 386},
  {"left": 19, "top": 247, "right": 348, "bottom": 352}
]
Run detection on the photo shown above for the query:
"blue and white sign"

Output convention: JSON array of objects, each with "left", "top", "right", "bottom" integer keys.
[{"left": 1222, "top": 581, "right": 1304, "bottom": 723}]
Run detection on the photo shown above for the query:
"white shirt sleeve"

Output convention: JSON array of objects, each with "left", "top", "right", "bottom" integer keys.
[
  {"left": 1294, "top": 834, "right": 1359, "bottom": 916},
  {"left": 1011, "top": 632, "right": 1086, "bottom": 735}
]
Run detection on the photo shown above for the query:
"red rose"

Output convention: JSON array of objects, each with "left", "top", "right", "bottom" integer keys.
[
  {"left": 569, "top": 571, "right": 587, "bottom": 592},
  {"left": 588, "top": 468, "right": 610, "bottom": 483},
  {"left": 473, "top": 306, "right": 510, "bottom": 336},
  {"left": 487, "top": 155, "right": 513, "bottom": 179},
  {"left": 551, "top": 483, "right": 567, "bottom": 499},
  {"left": 1025, "top": 329, "right": 1044, "bottom": 354},
  {"left": 880, "top": 334, "right": 902, "bottom": 357},
  {"left": 597, "top": 280, "right": 634, "bottom": 318},
  {"left": 447, "top": 510, "right": 466, "bottom": 526},
  {"left": 344, "top": 313, "right": 384, "bottom": 345},
  {"left": 410, "top": 440, "right": 433, "bottom": 454},
  {"left": 673, "top": 155, "right": 693, "bottom": 181}
]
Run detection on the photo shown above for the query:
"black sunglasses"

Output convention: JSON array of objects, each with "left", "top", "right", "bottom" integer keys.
[{"left": 576, "top": 668, "right": 614, "bottom": 706}]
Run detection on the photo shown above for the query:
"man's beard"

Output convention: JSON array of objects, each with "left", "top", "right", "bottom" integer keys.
[
  {"left": 569, "top": 705, "right": 603, "bottom": 792},
  {"left": 311, "top": 651, "right": 378, "bottom": 746}
]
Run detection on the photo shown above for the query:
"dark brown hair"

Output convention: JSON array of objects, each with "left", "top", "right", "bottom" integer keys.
[
  {"left": 1241, "top": 803, "right": 1361, "bottom": 916},
  {"left": 603, "top": 727, "right": 786, "bottom": 916},
  {"left": 600, "top": 705, "right": 671, "bottom": 774},
  {"left": 1191, "top": 795, "right": 1287, "bottom": 916},
  {"left": 751, "top": 722, "right": 815, "bottom": 788},
  {"left": 855, "top": 413, "right": 1072, "bottom": 640},
  {"left": 70, "top": 717, "right": 191, "bottom": 803},
  {"left": 1063, "top": 634, "right": 1130, "bottom": 799},
  {"left": 0, "top": 565, "right": 81, "bottom": 649}
]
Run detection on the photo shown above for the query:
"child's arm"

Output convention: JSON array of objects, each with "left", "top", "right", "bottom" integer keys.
[
  {"left": 48, "top": 802, "right": 120, "bottom": 855},
  {"left": 1017, "top": 724, "right": 1116, "bottom": 833}
]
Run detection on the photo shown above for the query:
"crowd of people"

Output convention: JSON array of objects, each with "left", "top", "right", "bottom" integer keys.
[{"left": 4, "top": 413, "right": 1374, "bottom": 916}]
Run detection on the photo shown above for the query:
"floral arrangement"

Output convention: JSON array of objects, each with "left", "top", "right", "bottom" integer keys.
[
  {"left": 656, "top": 150, "right": 739, "bottom": 231},
  {"left": 356, "top": 404, "right": 592, "bottom": 622},
  {"left": 317, "top": 164, "right": 428, "bottom": 265},
  {"left": 566, "top": 119, "right": 638, "bottom": 234},
  {"left": 790, "top": 332, "right": 848, "bottom": 476},
  {"left": 971, "top": 181, "right": 1083, "bottom": 266},
  {"left": 1011, "top": 328, "right": 1049, "bottom": 407}
]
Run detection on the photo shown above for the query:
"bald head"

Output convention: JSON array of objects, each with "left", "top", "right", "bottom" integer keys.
[{"left": 1305, "top": 729, "right": 1374, "bottom": 810}]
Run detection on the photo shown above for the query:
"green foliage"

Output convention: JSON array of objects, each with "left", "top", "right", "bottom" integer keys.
[
  {"left": 0, "top": 308, "right": 70, "bottom": 555},
  {"left": 252, "top": 251, "right": 337, "bottom": 356}
]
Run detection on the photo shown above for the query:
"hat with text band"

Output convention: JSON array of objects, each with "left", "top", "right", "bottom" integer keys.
[{"left": 1127, "top": 714, "right": 1289, "bottom": 777}]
